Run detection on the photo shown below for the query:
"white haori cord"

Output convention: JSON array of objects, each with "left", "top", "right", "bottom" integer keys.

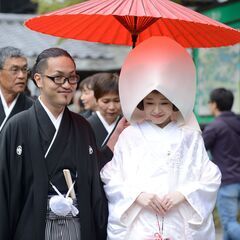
[{"left": 49, "top": 181, "right": 79, "bottom": 217}]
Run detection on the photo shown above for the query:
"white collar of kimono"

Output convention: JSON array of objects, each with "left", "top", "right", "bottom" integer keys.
[
  {"left": 38, "top": 96, "right": 63, "bottom": 131},
  {"left": 38, "top": 96, "right": 64, "bottom": 158},
  {"left": 119, "top": 36, "right": 200, "bottom": 131},
  {"left": 0, "top": 89, "right": 19, "bottom": 132},
  {"left": 0, "top": 88, "right": 19, "bottom": 116},
  {"left": 96, "top": 111, "right": 118, "bottom": 134},
  {"left": 141, "top": 120, "right": 180, "bottom": 143}
]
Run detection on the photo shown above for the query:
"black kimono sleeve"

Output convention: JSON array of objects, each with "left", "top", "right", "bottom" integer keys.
[
  {"left": 0, "top": 126, "right": 11, "bottom": 240},
  {"left": 98, "top": 146, "right": 113, "bottom": 169},
  {"left": 88, "top": 130, "right": 109, "bottom": 240},
  {"left": 0, "top": 121, "right": 24, "bottom": 240}
]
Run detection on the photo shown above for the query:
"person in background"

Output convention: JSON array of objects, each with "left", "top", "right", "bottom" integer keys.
[
  {"left": 0, "top": 47, "right": 126, "bottom": 240},
  {"left": 0, "top": 46, "right": 33, "bottom": 133},
  {"left": 68, "top": 89, "right": 83, "bottom": 114},
  {"left": 203, "top": 88, "right": 240, "bottom": 240},
  {"left": 79, "top": 74, "right": 98, "bottom": 118},
  {"left": 87, "top": 72, "right": 122, "bottom": 148},
  {"left": 101, "top": 37, "right": 221, "bottom": 240}
]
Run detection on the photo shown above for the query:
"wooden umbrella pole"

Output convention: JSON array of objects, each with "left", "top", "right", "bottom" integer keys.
[{"left": 132, "top": 16, "right": 138, "bottom": 48}]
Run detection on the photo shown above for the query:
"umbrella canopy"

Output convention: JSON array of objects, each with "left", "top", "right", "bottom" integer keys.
[{"left": 25, "top": 0, "right": 240, "bottom": 48}]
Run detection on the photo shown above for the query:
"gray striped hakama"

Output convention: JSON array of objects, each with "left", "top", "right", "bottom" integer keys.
[{"left": 45, "top": 198, "right": 81, "bottom": 240}]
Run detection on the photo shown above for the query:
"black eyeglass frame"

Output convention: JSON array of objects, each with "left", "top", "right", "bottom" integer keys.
[{"left": 43, "top": 74, "right": 80, "bottom": 85}]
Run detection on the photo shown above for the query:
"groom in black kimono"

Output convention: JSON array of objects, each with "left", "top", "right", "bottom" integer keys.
[
  {"left": 0, "top": 48, "right": 124, "bottom": 240},
  {"left": 0, "top": 46, "right": 33, "bottom": 133}
]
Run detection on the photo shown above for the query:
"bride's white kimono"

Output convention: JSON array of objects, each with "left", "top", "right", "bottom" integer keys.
[{"left": 101, "top": 121, "right": 221, "bottom": 240}]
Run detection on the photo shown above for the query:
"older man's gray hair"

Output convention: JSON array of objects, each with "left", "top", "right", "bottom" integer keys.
[{"left": 0, "top": 46, "right": 26, "bottom": 69}]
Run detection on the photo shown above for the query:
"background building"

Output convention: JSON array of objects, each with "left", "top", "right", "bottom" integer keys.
[{"left": 0, "top": 0, "right": 37, "bottom": 13}]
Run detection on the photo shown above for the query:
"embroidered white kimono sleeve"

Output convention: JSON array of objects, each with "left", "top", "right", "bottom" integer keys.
[{"left": 100, "top": 121, "right": 221, "bottom": 240}]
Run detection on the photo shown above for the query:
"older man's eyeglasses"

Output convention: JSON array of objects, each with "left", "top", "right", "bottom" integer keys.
[
  {"left": 1, "top": 67, "right": 29, "bottom": 75},
  {"left": 44, "top": 75, "right": 80, "bottom": 85}
]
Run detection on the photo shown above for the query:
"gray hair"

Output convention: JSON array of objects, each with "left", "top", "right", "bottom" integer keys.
[{"left": 0, "top": 46, "right": 26, "bottom": 69}]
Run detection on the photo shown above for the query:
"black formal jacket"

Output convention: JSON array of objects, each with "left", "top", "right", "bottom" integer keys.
[
  {"left": 0, "top": 93, "right": 33, "bottom": 133},
  {"left": 203, "top": 111, "right": 240, "bottom": 185},
  {"left": 0, "top": 100, "right": 112, "bottom": 240},
  {"left": 88, "top": 113, "right": 108, "bottom": 148}
]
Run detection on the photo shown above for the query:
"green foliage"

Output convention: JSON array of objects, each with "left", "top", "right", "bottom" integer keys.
[{"left": 32, "top": 0, "right": 87, "bottom": 14}]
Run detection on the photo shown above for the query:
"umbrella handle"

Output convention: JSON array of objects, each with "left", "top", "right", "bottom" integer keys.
[
  {"left": 132, "top": 16, "right": 138, "bottom": 48},
  {"left": 132, "top": 33, "right": 138, "bottom": 48}
]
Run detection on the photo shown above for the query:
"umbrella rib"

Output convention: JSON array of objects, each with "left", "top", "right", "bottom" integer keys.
[
  {"left": 149, "top": 0, "right": 165, "bottom": 17},
  {"left": 152, "top": 0, "right": 181, "bottom": 18},
  {"left": 68, "top": 0, "right": 120, "bottom": 15},
  {"left": 153, "top": 18, "right": 170, "bottom": 38},
  {"left": 176, "top": 20, "right": 224, "bottom": 47},
  {"left": 154, "top": 14, "right": 230, "bottom": 48},
  {"left": 60, "top": 0, "right": 129, "bottom": 15},
  {"left": 182, "top": 20, "right": 224, "bottom": 46},
  {"left": 110, "top": 18, "right": 131, "bottom": 45},
  {"left": 107, "top": 0, "right": 132, "bottom": 15},
  {"left": 152, "top": 0, "right": 210, "bottom": 25},
  {"left": 86, "top": 15, "right": 130, "bottom": 45},
  {"left": 190, "top": 22, "right": 230, "bottom": 46},
  {"left": 51, "top": 1, "right": 104, "bottom": 15},
  {"left": 155, "top": 0, "right": 188, "bottom": 18},
  {"left": 114, "top": 15, "right": 133, "bottom": 32},
  {"left": 73, "top": 16, "right": 104, "bottom": 39},
  {"left": 31, "top": 16, "right": 69, "bottom": 34},
  {"left": 128, "top": 0, "right": 136, "bottom": 16},
  {"left": 82, "top": 1, "right": 112, "bottom": 14},
  {"left": 84, "top": 16, "right": 117, "bottom": 41},
  {"left": 171, "top": 20, "right": 209, "bottom": 47},
  {"left": 162, "top": 18, "right": 192, "bottom": 46},
  {"left": 218, "top": 28, "right": 240, "bottom": 45},
  {"left": 177, "top": 19, "right": 218, "bottom": 47},
  {"left": 140, "top": 0, "right": 147, "bottom": 16},
  {"left": 139, "top": 21, "right": 164, "bottom": 43},
  {"left": 59, "top": 16, "right": 98, "bottom": 39},
  {"left": 138, "top": 17, "right": 158, "bottom": 33},
  {"left": 107, "top": 0, "right": 141, "bottom": 15}
]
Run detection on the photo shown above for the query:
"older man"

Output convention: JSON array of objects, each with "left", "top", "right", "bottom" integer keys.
[{"left": 0, "top": 46, "right": 33, "bottom": 132}]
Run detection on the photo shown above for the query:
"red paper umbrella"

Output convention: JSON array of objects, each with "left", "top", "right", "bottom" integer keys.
[{"left": 25, "top": 0, "right": 240, "bottom": 48}]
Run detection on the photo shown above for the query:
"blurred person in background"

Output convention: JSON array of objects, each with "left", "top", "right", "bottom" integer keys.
[
  {"left": 88, "top": 72, "right": 122, "bottom": 148},
  {"left": 0, "top": 46, "right": 33, "bottom": 133},
  {"left": 68, "top": 89, "right": 83, "bottom": 114},
  {"left": 79, "top": 74, "right": 98, "bottom": 118},
  {"left": 203, "top": 88, "right": 240, "bottom": 240}
]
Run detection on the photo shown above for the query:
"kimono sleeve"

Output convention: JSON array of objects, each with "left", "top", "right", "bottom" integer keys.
[
  {"left": 100, "top": 130, "right": 143, "bottom": 226},
  {"left": 0, "top": 120, "right": 26, "bottom": 240},
  {"left": 0, "top": 124, "right": 14, "bottom": 240},
  {"left": 98, "top": 145, "right": 113, "bottom": 169},
  {"left": 88, "top": 129, "right": 109, "bottom": 240},
  {"left": 177, "top": 133, "right": 221, "bottom": 227}
]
